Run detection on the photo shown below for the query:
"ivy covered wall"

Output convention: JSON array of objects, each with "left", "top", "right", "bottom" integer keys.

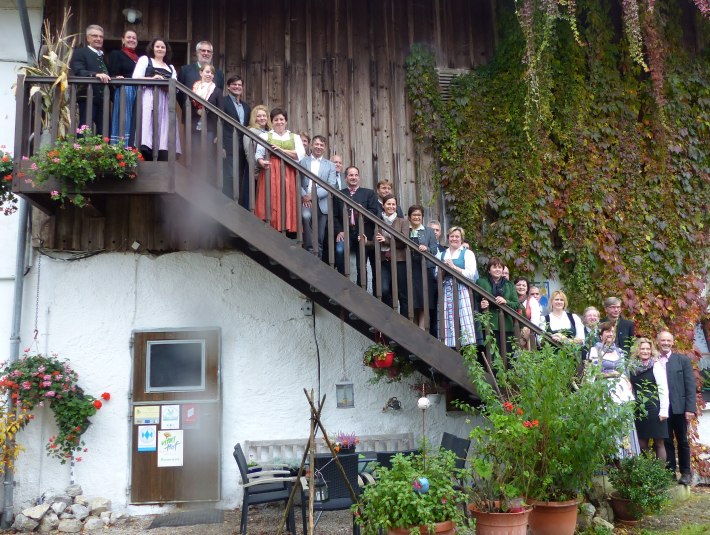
[{"left": 406, "top": 0, "right": 709, "bottom": 347}]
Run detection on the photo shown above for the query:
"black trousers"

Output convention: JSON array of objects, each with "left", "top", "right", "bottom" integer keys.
[
  {"left": 665, "top": 412, "right": 691, "bottom": 475},
  {"left": 78, "top": 94, "right": 106, "bottom": 136}
]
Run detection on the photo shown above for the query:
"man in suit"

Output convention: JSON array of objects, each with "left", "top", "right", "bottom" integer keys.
[
  {"left": 221, "top": 75, "right": 251, "bottom": 203},
  {"left": 376, "top": 179, "right": 404, "bottom": 217},
  {"left": 331, "top": 155, "right": 343, "bottom": 189},
  {"left": 300, "top": 135, "right": 337, "bottom": 255},
  {"left": 177, "top": 41, "right": 225, "bottom": 106},
  {"left": 332, "top": 166, "right": 380, "bottom": 286},
  {"left": 658, "top": 330, "right": 697, "bottom": 485},
  {"left": 427, "top": 220, "right": 447, "bottom": 337},
  {"left": 601, "top": 296, "right": 635, "bottom": 354},
  {"left": 69, "top": 24, "right": 111, "bottom": 135}
]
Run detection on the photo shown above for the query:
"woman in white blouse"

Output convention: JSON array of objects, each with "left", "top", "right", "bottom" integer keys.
[
  {"left": 437, "top": 226, "right": 478, "bottom": 347},
  {"left": 543, "top": 290, "right": 584, "bottom": 345},
  {"left": 629, "top": 337, "right": 669, "bottom": 461},
  {"left": 254, "top": 108, "right": 305, "bottom": 232}
]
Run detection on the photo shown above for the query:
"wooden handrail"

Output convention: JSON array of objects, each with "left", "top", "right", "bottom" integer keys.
[{"left": 15, "top": 75, "right": 559, "bottom": 355}]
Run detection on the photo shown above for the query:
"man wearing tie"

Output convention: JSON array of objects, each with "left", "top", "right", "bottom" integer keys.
[
  {"left": 657, "top": 330, "right": 697, "bottom": 485},
  {"left": 332, "top": 166, "right": 380, "bottom": 286},
  {"left": 221, "top": 76, "right": 251, "bottom": 202},
  {"left": 300, "top": 136, "right": 337, "bottom": 255},
  {"left": 69, "top": 25, "right": 111, "bottom": 135}
]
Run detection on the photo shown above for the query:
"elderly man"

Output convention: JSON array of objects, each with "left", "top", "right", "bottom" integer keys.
[
  {"left": 601, "top": 296, "right": 635, "bottom": 354},
  {"left": 331, "top": 155, "right": 343, "bottom": 189},
  {"left": 658, "top": 330, "right": 697, "bottom": 485},
  {"left": 69, "top": 24, "right": 111, "bottom": 135},
  {"left": 300, "top": 135, "right": 337, "bottom": 255},
  {"left": 177, "top": 40, "right": 225, "bottom": 104}
]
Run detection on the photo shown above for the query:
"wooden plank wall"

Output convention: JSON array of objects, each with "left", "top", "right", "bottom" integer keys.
[{"left": 41, "top": 0, "right": 496, "bottom": 251}]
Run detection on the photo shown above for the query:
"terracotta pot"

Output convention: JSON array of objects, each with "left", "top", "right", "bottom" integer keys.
[
  {"left": 387, "top": 519, "right": 456, "bottom": 535},
  {"left": 527, "top": 498, "right": 579, "bottom": 535},
  {"left": 608, "top": 492, "right": 642, "bottom": 525},
  {"left": 468, "top": 504, "right": 531, "bottom": 535},
  {"left": 372, "top": 351, "right": 395, "bottom": 368}
]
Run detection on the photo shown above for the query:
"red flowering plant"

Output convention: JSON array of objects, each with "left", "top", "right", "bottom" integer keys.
[
  {"left": 0, "top": 146, "right": 18, "bottom": 215},
  {"left": 26, "top": 125, "right": 142, "bottom": 207},
  {"left": 0, "top": 352, "right": 109, "bottom": 463}
]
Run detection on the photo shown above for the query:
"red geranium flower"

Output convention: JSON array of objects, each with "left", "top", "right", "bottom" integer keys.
[
  {"left": 101, "top": 392, "right": 110, "bottom": 401},
  {"left": 93, "top": 399, "right": 102, "bottom": 409}
]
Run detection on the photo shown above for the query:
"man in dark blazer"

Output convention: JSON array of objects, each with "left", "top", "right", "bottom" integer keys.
[
  {"left": 331, "top": 166, "right": 380, "bottom": 286},
  {"left": 601, "top": 296, "right": 635, "bottom": 354},
  {"left": 69, "top": 24, "right": 111, "bottom": 135},
  {"left": 177, "top": 41, "right": 225, "bottom": 106},
  {"left": 300, "top": 135, "right": 337, "bottom": 255},
  {"left": 221, "top": 75, "right": 251, "bottom": 203},
  {"left": 658, "top": 330, "right": 697, "bottom": 485}
]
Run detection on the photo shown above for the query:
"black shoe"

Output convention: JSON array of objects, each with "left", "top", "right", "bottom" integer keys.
[{"left": 679, "top": 473, "right": 692, "bottom": 486}]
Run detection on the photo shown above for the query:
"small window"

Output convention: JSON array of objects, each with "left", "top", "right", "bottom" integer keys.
[{"left": 146, "top": 339, "right": 206, "bottom": 392}]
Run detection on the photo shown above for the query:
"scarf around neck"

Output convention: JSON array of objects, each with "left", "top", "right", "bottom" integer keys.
[
  {"left": 192, "top": 80, "right": 216, "bottom": 101},
  {"left": 122, "top": 47, "right": 139, "bottom": 63},
  {"left": 382, "top": 212, "right": 397, "bottom": 224}
]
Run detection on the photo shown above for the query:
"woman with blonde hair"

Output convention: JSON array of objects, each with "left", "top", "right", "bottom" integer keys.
[
  {"left": 543, "top": 290, "right": 584, "bottom": 345},
  {"left": 629, "top": 337, "right": 669, "bottom": 460},
  {"left": 242, "top": 105, "right": 271, "bottom": 207}
]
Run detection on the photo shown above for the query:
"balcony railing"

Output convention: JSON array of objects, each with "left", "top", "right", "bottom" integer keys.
[{"left": 13, "top": 74, "right": 555, "bottom": 362}]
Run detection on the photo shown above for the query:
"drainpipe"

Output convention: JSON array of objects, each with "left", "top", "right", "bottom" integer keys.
[
  {"left": 16, "top": 0, "right": 36, "bottom": 63},
  {"left": 1, "top": 200, "right": 30, "bottom": 528},
  {"left": 2, "top": 1, "right": 36, "bottom": 527}
]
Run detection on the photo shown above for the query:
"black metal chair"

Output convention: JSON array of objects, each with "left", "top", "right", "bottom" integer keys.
[
  {"left": 233, "top": 443, "right": 296, "bottom": 534},
  {"left": 375, "top": 448, "right": 419, "bottom": 471},
  {"left": 300, "top": 453, "right": 360, "bottom": 535},
  {"left": 440, "top": 432, "right": 471, "bottom": 470}
]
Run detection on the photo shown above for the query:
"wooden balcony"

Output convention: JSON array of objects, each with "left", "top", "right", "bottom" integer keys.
[{"left": 12, "top": 75, "right": 556, "bottom": 399}]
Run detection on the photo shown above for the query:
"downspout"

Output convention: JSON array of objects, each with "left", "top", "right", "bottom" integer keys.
[
  {"left": 1, "top": 200, "right": 30, "bottom": 528},
  {"left": 2, "top": 0, "right": 36, "bottom": 527}
]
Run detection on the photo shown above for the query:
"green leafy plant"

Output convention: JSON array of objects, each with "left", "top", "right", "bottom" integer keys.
[
  {"left": 1, "top": 353, "right": 110, "bottom": 463},
  {"left": 608, "top": 452, "right": 675, "bottom": 517},
  {"left": 27, "top": 125, "right": 142, "bottom": 207},
  {"left": 460, "top": 315, "right": 636, "bottom": 502},
  {"left": 0, "top": 147, "right": 17, "bottom": 215},
  {"left": 353, "top": 449, "right": 470, "bottom": 534}
]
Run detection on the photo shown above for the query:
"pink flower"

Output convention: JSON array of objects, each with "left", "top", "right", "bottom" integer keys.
[
  {"left": 52, "top": 158, "right": 59, "bottom": 163},
  {"left": 75, "top": 457, "right": 82, "bottom": 462},
  {"left": 43, "top": 374, "right": 51, "bottom": 380},
  {"left": 21, "top": 381, "right": 31, "bottom": 390},
  {"left": 37, "top": 366, "right": 45, "bottom": 373},
  {"left": 44, "top": 391, "right": 56, "bottom": 397},
  {"left": 50, "top": 190, "right": 59, "bottom": 198},
  {"left": 73, "top": 144, "right": 81, "bottom": 150},
  {"left": 21, "top": 156, "right": 29, "bottom": 161},
  {"left": 94, "top": 145, "right": 102, "bottom": 150},
  {"left": 42, "top": 381, "right": 52, "bottom": 387},
  {"left": 30, "top": 163, "right": 38, "bottom": 171}
]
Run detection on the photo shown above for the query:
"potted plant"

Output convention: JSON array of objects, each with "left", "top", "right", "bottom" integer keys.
[
  {"left": 607, "top": 453, "right": 674, "bottom": 525},
  {"left": 27, "top": 125, "right": 142, "bottom": 207},
  {"left": 461, "top": 313, "right": 636, "bottom": 535},
  {"left": 1, "top": 352, "right": 110, "bottom": 463},
  {"left": 334, "top": 431, "right": 359, "bottom": 454},
  {"left": 353, "top": 449, "right": 471, "bottom": 534},
  {"left": 0, "top": 147, "right": 18, "bottom": 216},
  {"left": 363, "top": 342, "right": 395, "bottom": 368}
]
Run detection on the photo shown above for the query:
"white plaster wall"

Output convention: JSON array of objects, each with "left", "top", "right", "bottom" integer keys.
[{"left": 10, "top": 250, "right": 471, "bottom": 513}]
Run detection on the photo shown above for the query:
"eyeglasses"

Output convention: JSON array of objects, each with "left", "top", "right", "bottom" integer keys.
[{"left": 198, "top": 49, "right": 213, "bottom": 54}]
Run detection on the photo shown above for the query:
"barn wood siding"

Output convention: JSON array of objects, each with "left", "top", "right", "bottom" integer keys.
[{"left": 41, "top": 0, "right": 495, "bottom": 251}]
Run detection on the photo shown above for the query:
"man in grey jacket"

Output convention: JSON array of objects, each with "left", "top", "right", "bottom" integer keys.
[
  {"left": 658, "top": 330, "right": 697, "bottom": 485},
  {"left": 300, "top": 135, "right": 337, "bottom": 255}
]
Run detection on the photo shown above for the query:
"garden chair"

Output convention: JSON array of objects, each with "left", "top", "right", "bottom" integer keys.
[
  {"left": 440, "top": 432, "right": 471, "bottom": 470},
  {"left": 300, "top": 452, "right": 360, "bottom": 535},
  {"left": 233, "top": 443, "right": 296, "bottom": 535},
  {"left": 375, "top": 448, "right": 419, "bottom": 471}
]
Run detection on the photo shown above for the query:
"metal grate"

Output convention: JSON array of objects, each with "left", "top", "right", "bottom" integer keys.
[{"left": 437, "top": 68, "right": 472, "bottom": 102}]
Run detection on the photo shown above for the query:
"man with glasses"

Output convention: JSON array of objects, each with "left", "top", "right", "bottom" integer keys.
[
  {"left": 601, "top": 296, "right": 635, "bottom": 355},
  {"left": 178, "top": 40, "right": 225, "bottom": 106},
  {"left": 69, "top": 25, "right": 111, "bottom": 135}
]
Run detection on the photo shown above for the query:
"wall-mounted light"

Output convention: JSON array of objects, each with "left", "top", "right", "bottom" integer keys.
[
  {"left": 335, "top": 378, "right": 354, "bottom": 409},
  {"left": 122, "top": 7, "right": 142, "bottom": 24}
]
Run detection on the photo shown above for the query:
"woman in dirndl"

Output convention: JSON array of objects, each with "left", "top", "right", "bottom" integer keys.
[{"left": 254, "top": 108, "right": 305, "bottom": 232}]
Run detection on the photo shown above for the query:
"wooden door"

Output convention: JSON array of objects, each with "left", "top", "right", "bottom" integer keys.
[{"left": 129, "top": 328, "right": 221, "bottom": 503}]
